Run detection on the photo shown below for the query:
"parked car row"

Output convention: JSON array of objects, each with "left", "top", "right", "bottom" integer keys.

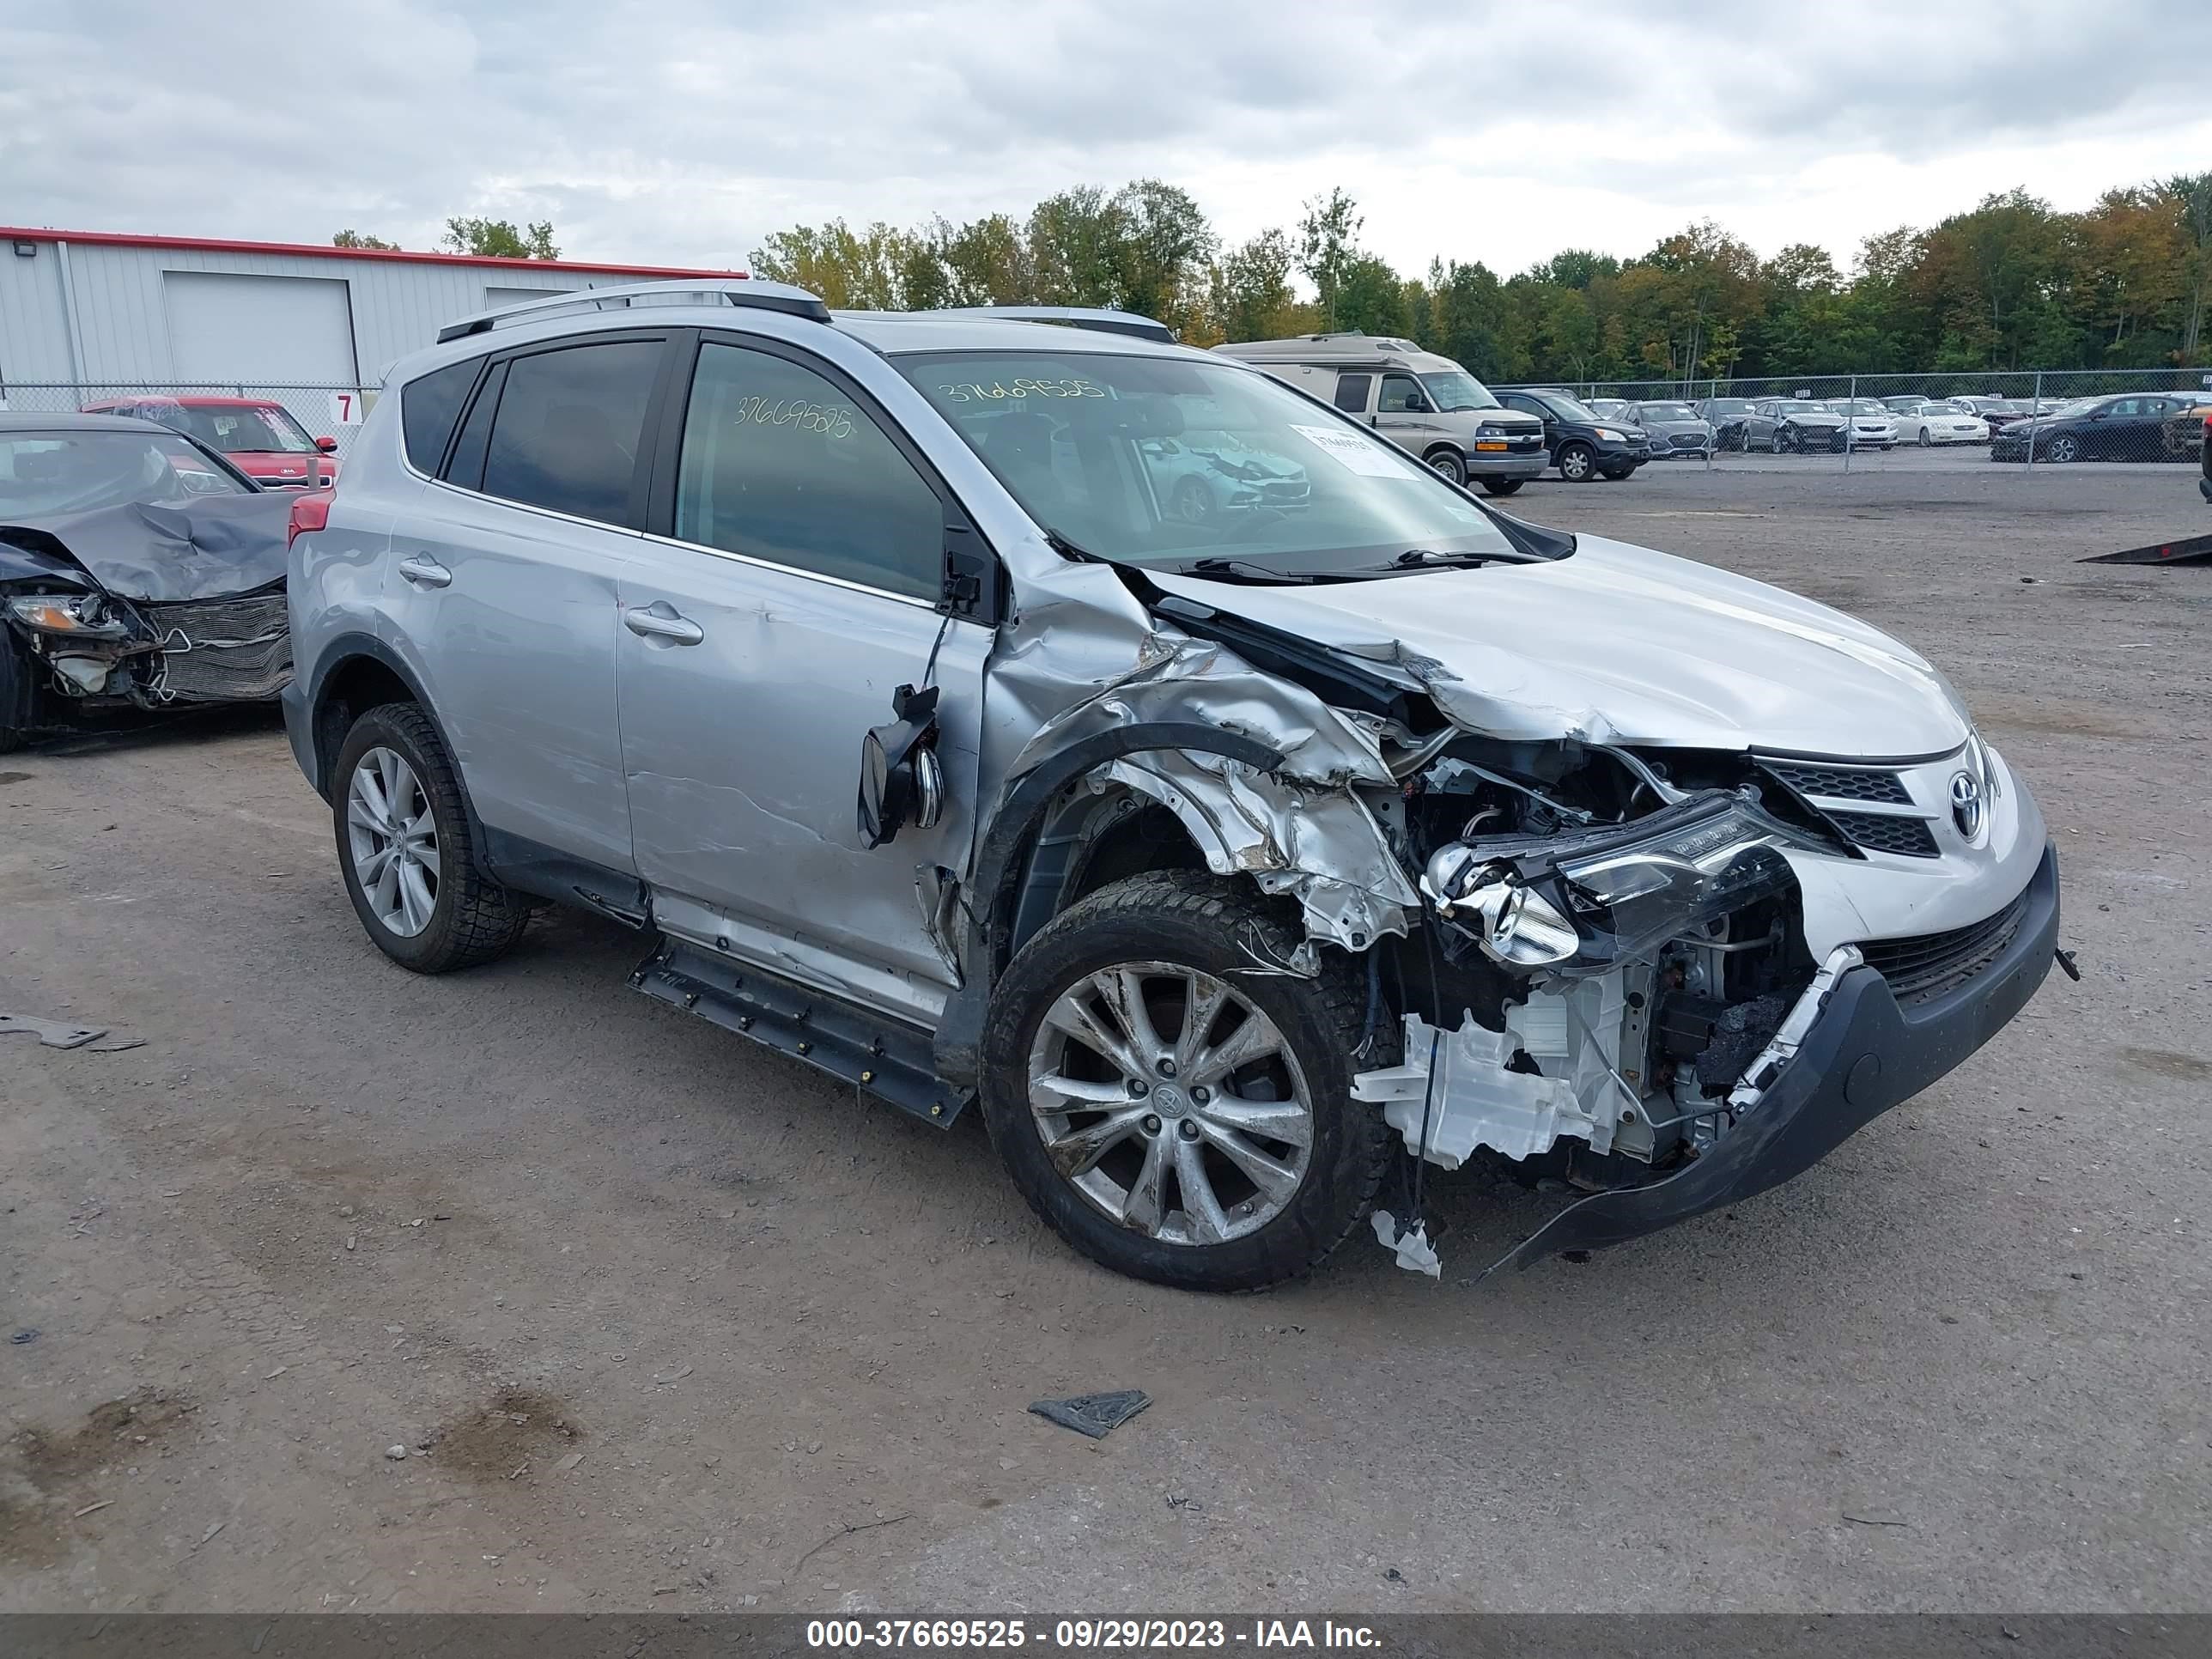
[{"left": 1214, "top": 339, "right": 1656, "bottom": 486}]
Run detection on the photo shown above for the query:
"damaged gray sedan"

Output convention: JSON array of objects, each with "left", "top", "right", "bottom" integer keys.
[
  {"left": 285, "top": 283, "right": 2063, "bottom": 1289},
  {"left": 1, "top": 414, "right": 295, "bottom": 751}
]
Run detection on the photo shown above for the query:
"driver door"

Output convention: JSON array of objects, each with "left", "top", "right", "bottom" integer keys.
[
  {"left": 1373, "top": 371, "right": 1441, "bottom": 459},
  {"left": 614, "top": 332, "right": 990, "bottom": 1024}
]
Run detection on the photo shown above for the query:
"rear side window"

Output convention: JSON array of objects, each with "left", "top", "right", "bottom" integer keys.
[
  {"left": 401, "top": 360, "right": 478, "bottom": 475},
  {"left": 480, "top": 340, "right": 663, "bottom": 526},
  {"left": 1332, "top": 373, "right": 1371, "bottom": 414}
]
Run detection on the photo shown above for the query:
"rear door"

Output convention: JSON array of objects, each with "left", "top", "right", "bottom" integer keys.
[
  {"left": 385, "top": 331, "right": 673, "bottom": 873},
  {"left": 614, "top": 331, "right": 992, "bottom": 1023}
]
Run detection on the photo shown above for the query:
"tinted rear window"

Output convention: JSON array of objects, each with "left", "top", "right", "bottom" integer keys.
[
  {"left": 479, "top": 341, "right": 662, "bottom": 526},
  {"left": 402, "top": 360, "right": 479, "bottom": 474}
]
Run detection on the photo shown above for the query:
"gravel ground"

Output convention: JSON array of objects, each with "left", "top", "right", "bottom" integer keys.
[{"left": 3, "top": 462, "right": 2207, "bottom": 1614}]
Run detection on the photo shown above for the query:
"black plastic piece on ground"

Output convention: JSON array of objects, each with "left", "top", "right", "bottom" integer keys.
[
  {"left": 1029, "top": 1389, "right": 1152, "bottom": 1439},
  {"left": 2078, "top": 532, "right": 2212, "bottom": 566},
  {"left": 633, "top": 939, "right": 969, "bottom": 1127}
]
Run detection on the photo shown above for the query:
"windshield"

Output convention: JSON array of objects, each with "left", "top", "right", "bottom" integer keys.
[
  {"left": 0, "top": 429, "right": 249, "bottom": 517},
  {"left": 1777, "top": 401, "right": 1830, "bottom": 415},
  {"left": 1705, "top": 399, "right": 1753, "bottom": 415},
  {"left": 898, "top": 351, "right": 1522, "bottom": 576},
  {"left": 1540, "top": 393, "right": 1604, "bottom": 422},
  {"left": 1417, "top": 370, "right": 1501, "bottom": 412},
  {"left": 1638, "top": 404, "right": 1696, "bottom": 422},
  {"left": 136, "top": 400, "right": 317, "bottom": 454},
  {"left": 1832, "top": 400, "right": 1888, "bottom": 416}
]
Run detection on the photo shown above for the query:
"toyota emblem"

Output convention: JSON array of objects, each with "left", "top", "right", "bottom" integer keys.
[{"left": 1949, "top": 770, "right": 1984, "bottom": 840}]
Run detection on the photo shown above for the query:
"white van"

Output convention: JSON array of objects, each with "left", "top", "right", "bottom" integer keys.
[{"left": 1213, "top": 334, "right": 1547, "bottom": 495}]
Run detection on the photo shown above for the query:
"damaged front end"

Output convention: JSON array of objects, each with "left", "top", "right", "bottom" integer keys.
[
  {"left": 3, "top": 580, "right": 292, "bottom": 712},
  {"left": 1353, "top": 777, "right": 1826, "bottom": 1184}
]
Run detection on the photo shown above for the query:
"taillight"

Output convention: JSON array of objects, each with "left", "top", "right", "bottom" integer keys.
[{"left": 287, "top": 488, "right": 333, "bottom": 550}]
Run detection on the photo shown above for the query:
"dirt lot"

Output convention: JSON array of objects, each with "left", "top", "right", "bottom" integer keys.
[{"left": 3, "top": 464, "right": 2208, "bottom": 1614}]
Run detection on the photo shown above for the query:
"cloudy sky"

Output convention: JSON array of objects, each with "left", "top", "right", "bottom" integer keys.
[{"left": 3, "top": 1, "right": 2208, "bottom": 279}]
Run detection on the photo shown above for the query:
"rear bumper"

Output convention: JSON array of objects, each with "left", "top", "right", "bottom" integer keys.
[
  {"left": 1492, "top": 841, "right": 2061, "bottom": 1271},
  {"left": 2198, "top": 473, "right": 2211, "bottom": 503}
]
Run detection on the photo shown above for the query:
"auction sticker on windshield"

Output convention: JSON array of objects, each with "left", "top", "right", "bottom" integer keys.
[{"left": 1289, "top": 423, "right": 1421, "bottom": 477}]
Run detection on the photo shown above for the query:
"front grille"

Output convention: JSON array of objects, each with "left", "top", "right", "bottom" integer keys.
[
  {"left": 1859, "top": 885, "right": 2032, "bottom": 1006},
  {"left": 1670, "top": 434, "right": 1705, "bottom": 449},
  {"left": 1826, "top": 811, "right": 1939, "bottom": 858},
  {"left": 143, "top": 588, "right": 292, "bottom": 702},
  {"left": 1765, "top": 763, "right": 1912, "bottom": 805}
]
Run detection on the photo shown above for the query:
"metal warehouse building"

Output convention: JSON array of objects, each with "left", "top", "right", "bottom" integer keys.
[{"left": 0, "top": 227, "right": 739, "bottom": 449}]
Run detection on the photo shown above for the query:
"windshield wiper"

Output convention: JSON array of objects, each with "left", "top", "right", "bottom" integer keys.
[
  {"left": 1381, "top": 548, "right": 1507, "bottom": 570},
  {"left": 1180, "top": 556, "right": 1322, "bottom": 585}
]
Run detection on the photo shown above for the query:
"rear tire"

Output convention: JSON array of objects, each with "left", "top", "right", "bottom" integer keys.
[
  {"left": 333, "top": 702, "right": 528, "bottom": 974},
  {"left": 1555, "top": 442, "right": 1596, "bottom": 483},
  {"left": 1479, "top": 477, "right": 1524, "bottom": 496},
  {"left": 980, "top": 872, "right": 1394, "bottom": 1292}
]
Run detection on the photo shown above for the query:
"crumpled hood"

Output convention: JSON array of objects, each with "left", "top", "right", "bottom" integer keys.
[
  {"left": 1149, "top": 533, "right": 1971, "bottom": 758},
  {"left": 0, "top": 495, "right": 291, "bottom": 603}
]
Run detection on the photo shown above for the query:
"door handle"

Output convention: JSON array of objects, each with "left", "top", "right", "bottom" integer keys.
[
  {"left": 396, "top": 554, "right": 452, "bottom": 589},
  {"left": 623, "top": 603, "right": 704, "bottom": 646}
]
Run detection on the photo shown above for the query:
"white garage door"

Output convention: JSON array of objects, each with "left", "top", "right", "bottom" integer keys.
[
  {"left": 163, "top": 271, "right": 361, "bottom": 386},
  {"left": 484, "top": 284, "right": 572, "bottom": 311}
]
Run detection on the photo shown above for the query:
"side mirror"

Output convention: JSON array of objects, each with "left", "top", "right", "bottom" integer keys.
[
  {"left": 858, "top": 683, "right": 943, "bottom": 851},
  {"left": 315, "top": 435, "right": 339, "bottom": 453}
]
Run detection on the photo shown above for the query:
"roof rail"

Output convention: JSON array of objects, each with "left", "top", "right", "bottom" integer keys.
[
  {"left": 923, "top": 306, "right": 1176, "bottom": 344},
  {"left": 434, "top": 278, "right": 830, "bottom": 344}
]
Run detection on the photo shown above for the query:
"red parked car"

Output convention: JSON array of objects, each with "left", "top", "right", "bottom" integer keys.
[{"left": 78, "top": 395, "right": 339, "bottom": 488}]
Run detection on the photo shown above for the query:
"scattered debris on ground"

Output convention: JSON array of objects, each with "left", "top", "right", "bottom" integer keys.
[{"left": 1028, "top": 1390, "right": 1151, "bottom": 1440}]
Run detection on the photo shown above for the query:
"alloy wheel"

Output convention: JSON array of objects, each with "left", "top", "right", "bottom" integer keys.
[
  {"left": 346, "top": 746, "right": 440, "bottom": 937},
  {"left": 1026, "top": 962, "right": 1314, "bottom": 1247}
]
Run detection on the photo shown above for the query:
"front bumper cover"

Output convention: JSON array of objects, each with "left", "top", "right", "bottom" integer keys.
[{"left": 1490, "top": 840, "right": 2061, "bottom": 1271}]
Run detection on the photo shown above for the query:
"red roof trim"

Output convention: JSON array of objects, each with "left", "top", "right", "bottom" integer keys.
[{"left": 0, "top": 225, "right": 746, "bottom": 279}]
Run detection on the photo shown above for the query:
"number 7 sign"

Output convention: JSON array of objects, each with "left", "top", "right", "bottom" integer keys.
[{"left": 329, "top": 391, "right": 366, "bottom": 426}]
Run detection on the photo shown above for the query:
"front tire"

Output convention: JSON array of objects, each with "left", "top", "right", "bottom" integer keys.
[
  {"left": 2045, "top": 434, "right": 2080, "bottom": 464},
  {"left": 333, "top": 702, "right": 527, "bottom": 973},
  {"left": 1555, "top": 441, "right": 1597, "bottom": 483},
  {"left": 1425, "top": 448, "right": 1468, "bottom": 486},
  {"left": 1770, "top": 428, "right": 1787, "bottom": 454},
  {"left": 0, "top": 635, "right": 32, "bottom": 754},
  {"left": 1171, "top": 477, "right": 1214, "bottom": 526},
  {"left": 1478, "top": 477, "right": 1524, "bottom": 497},
  {"left": 1598, "top": 465, "right": 1637, "bottom": 481},
  {"left": 980, "top": 872, "right": 1393, "bottom": 1291}
]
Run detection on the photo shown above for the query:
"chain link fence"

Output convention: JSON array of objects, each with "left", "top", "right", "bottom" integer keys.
[
  {"left": 1497, "top": 368, "right": 2212, "bottom": 475},
  {"left": 0, "top": 381, "right": 377, "bottom": 471}
]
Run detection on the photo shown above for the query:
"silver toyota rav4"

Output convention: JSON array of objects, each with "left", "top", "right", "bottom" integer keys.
[{"left": 285, "top": 280, "right": 2062, "bottom": 1290}]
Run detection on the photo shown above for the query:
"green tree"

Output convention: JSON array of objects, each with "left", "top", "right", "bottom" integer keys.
[
  {"left": 1209, "top": 229, "right": 1300, "bottom": 343},
  {"left": 1334, "top": 254, "right": 1410, "bottom": 337},
  {"left": 2164, "top": 173, "right": 2212, "bottom": 362},
  {"left": 332, "top": 229, "right": 399, "bottom": 251},
  {"left": 442, "top": 217, "right": 560, "bottom": 260},
  {"left": 1109, "top": 179, "right": 1217, "bottom": 325},
  {"left": 1296, "top": 188, "right": 1363, "bottom": 329}
]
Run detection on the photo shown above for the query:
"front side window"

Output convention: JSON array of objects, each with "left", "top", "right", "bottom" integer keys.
[
  {"left": 480, "top": 340, "right": 662, "bottom": 526},
  {"left": 0, "top": 430, "right": 248, "bottom": 515},
  {"left": 1377, "top": 373, "right": 1427, "bottom": 413},
  {"left": 898, "top": 349, "right": 1522, "bottom": 578},
  {"left": 673, "top": 341, "right": 943, "bottom": 601}
]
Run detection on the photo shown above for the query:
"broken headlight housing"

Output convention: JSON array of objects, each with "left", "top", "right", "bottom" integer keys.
[
  {"left": 7, "top": 592, "right": 131, "bottom": 639},
  {"left": 1425, "top": 793, "right": 1822, "bottom": 975}
]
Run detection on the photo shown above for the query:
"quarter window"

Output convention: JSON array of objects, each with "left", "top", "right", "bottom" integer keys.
[
  {"left": 402, "top": 360, "right": 479, "bottom": 476},
  {"left": 672, "top": 341, "right": 942, "bottom": 601},
  {"left": 479, "top": 340, "right": 662, "bottom": 526}
]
